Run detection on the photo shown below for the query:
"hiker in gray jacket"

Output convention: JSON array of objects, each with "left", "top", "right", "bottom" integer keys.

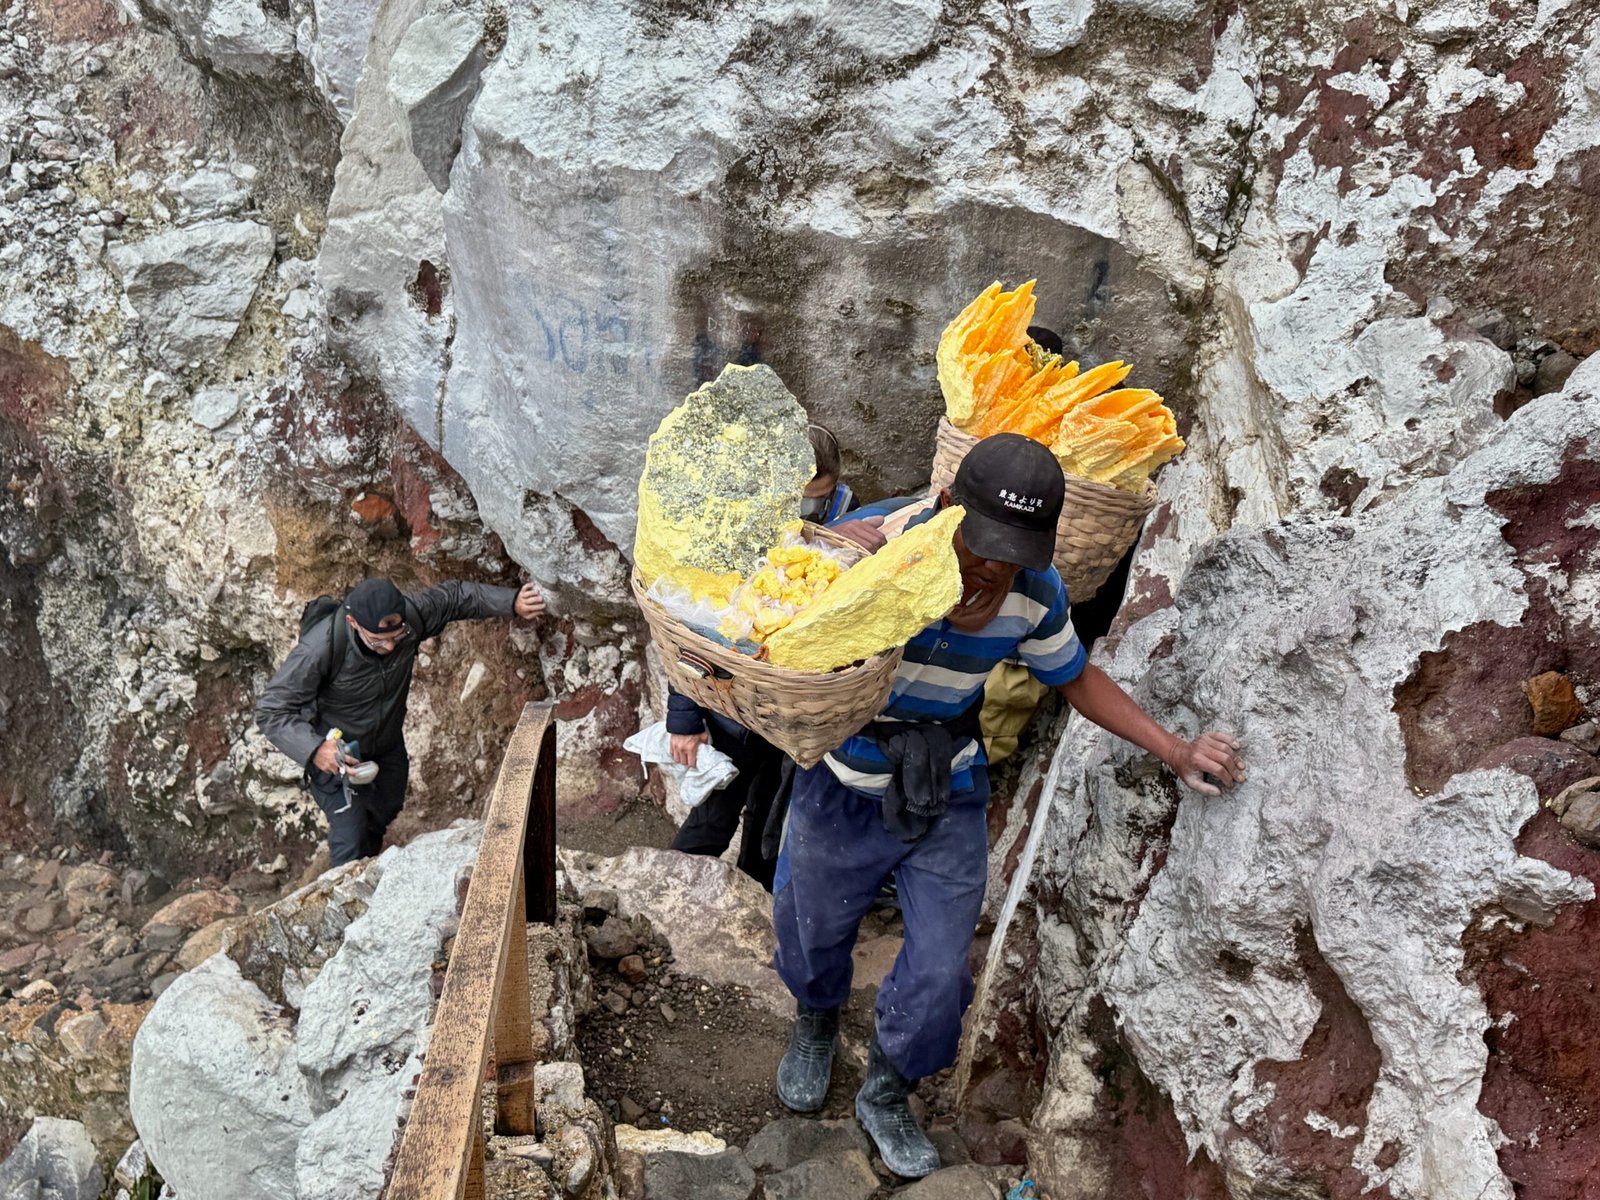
[{"left": 256, "top": 576, "right": 544, "bottom": 865}]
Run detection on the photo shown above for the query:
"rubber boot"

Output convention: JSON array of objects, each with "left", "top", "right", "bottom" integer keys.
[
  {"left": 855, "top": 1032, "right": 940, "bottom": 1179},
  {"left": 776, "top": 1002, "right": 839, "bottom": 1112}
]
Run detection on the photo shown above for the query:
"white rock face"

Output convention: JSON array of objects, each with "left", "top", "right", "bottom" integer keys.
[
  {"left": 991, "top": 387, "right": 1599, "bottom": 1199},
  {"left": 313, "top": 0, "right": 1600, "bottom": 615},
  {"left": 145, "top": 0, "right": 296, "bottom": 76},
  {"left": 387, "top": 8, "right": 490, "bottom": 193},
  {"left": 128, "top": 955, "right": 313, "bottom": 1200},
  {"left": 300, "top": 0, "right": 387, "bottom": 121},
  {"left": 319, "top": 0, "right": 451, "bottom": 442},
  {"left": 107, "top": 219, "right": 275, "bottom": 367},
  {"left": 0, "top": 1118, "right": 105, "bottom": 1200},
  {"left": 320, "top": 0, "right": 1199, "bottom": 606},
  {"left": 129, "top": 825, "right": 481, "bottom": 1200},
  {"left": 296, "top": 822, "right": 478, "bottom": 1106}
]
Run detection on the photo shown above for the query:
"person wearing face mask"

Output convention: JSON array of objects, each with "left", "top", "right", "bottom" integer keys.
[
  {"left": 799, "top": 422, "right": 857, "bottom": 525},
  {"left": 256, "top": 576, "right": 545, "bottom": 866},
  {"left": 666, "top": 422, "right": 882, "bottom": 887},
  {"left": 770, "top": 433, "right": 1245, "bottom": 1178}
]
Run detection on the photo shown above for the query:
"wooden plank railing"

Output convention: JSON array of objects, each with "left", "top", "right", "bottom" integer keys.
[{"left": 387, "top": 701, "right": 558, "bottom": 1200}]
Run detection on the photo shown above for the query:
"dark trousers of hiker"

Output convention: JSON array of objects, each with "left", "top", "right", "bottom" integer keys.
[
  {"left": 308, "top": 744, "right": 410, "bottom": 866},
  {"left": 772, "top": 762, "right": 990, "bottom": 1081},
  {"left": 671, "top": 719, "right": 786, "bottom": 892}
]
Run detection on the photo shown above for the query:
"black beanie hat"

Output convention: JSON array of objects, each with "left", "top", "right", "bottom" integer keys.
[{"left": 345, "top": 578, "right": 406, "bottom": 630}]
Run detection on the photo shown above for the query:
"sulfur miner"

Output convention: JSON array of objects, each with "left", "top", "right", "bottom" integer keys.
[{"left": 771, "top": 433, "right": 1244, "bottom": 1180}]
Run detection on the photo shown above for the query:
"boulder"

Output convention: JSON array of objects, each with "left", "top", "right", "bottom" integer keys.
[
  {"left": 560, "top": 847, "right": 788, "bottom": 1015},
  {"left": 0, "top": 1117, "right": 104, "bottom": 1200},
  {"left": 128, "top": 956, "right": 313, "bottom": 1200},
  {"left": 107, "top": 220, "right": 275, "bottom": 368},
  {"left": 128, "top": 825, "right": 480, "bottom": 1199},
  {"left": 894, "top": 1164, "right": 1014, "bottom": 1200},
  {"left": 141, "top": 889, "right": 243, "bottom": 936},
  {"left": 584, "top": 915, "right": 638, "bottom": 960},
  {"left": 536, "top": 1060, "right": 587, "bottom": 1111},
  {"left": 642, "top": 1148, "right": 756, "bottom": 1200},
  {"left": 60, "top": 864, "right": 119, "bottom": 920},
  {"left": 295, "top": 823, "right": 480, "bottom": 1109},
  {"left": 743, "top": 1117, "right": 871, "bottom": 1173},
  {"left": 1524, "top": 671, "right": 1587, "bottom": 736},
  {"left": 387, "top": 8, "right": 491, "bottom": 193},
  {"left": 144, "top": 0, "right": 296, "bottom": 76},
  {"left": 1560, "top": 791, "right": 1600, "bottom": 849},
  {"left": 190, "top": 387, "right": 243, "bottom": 430},
  {"left": 761, "top": 1150, "right": 879, "bottom": 1200}
]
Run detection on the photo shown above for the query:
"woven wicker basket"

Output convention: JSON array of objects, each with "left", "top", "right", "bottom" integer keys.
[
  {"left": 928, "top": 417, "right": 1157, "bottom": 602},
  {"left": 632, "top": 524, "right": 902, "bottom": 769}
]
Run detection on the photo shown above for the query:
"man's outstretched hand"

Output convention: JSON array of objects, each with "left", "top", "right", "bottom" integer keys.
[
  {"left": 514, "top": 582, "right": 546, "bottom": 620},
  {"left": 1166, "top": 731, "right": 1245, "bottom": 796}
]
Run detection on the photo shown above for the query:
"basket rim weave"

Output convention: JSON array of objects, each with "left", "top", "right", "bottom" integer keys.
[{"left": 932, "top": 416, "right": 1158, "bottom": 513}]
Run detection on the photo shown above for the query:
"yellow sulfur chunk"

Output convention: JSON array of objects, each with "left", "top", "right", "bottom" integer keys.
[
  {"left": 937, "top": 281, "right": 1038, "bottom": 426},
  {"left": 764, "top": 506, "right": 966, "bottom": 671},
  {"left": 935, "top": 282, "right": 1187, "bottom": 492},
  {"left": 753, "top": 607, "right": 794, "bottom": 637},
  {"left": 634, "top": 364, "right": 815, "bottom": 604}
]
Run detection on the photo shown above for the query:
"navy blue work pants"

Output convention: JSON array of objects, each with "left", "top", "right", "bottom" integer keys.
[
  {"left": 307, "top": 744, "right": 410, "bottom": 866},
  {"left": 772, "top": 763, "right": 989, "bottom": 1081}
]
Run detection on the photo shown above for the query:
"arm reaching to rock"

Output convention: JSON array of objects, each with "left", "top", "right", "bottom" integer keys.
[{"left": 1058, "top": 664, "right": 1244, "bottom": 795}]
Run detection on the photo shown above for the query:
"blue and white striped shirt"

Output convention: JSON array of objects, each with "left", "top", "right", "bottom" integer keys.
[{"left": 823, "top": 497, "right": 1086, "bottom": 799}]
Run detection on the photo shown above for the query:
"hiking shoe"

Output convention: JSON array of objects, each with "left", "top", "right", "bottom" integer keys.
[
  {"left": 855, "top": 1032, "right": 939, "bottom": 1178},
  {"left": 776, "top": 1002, "right": 839, "bottom": 1112}
]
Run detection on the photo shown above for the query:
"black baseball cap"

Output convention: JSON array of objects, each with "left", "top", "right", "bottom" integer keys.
[
  {"left": 346, "top": 578, "right": 406, "bottom": 630},
  {"left": 950, "top": 433, "right": 1064, "bottom": 571}
]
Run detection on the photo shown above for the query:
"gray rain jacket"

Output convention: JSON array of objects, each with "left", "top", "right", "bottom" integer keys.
[{"left": 255, "top": 580, "right": 518, "bottom": 769}]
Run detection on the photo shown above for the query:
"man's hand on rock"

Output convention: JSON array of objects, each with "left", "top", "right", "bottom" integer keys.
[
  {"left": 671, "top": 731, "right": 711, "bottom": 770},
  {"left": 1167, "top": 731, "right": 1245, "bottom": 796},
  {"left": 831, "top": 515, "right": 886, "bottom": 552},
  {"left": 515, "top": 582, "right": 546, "bottom": 620}
]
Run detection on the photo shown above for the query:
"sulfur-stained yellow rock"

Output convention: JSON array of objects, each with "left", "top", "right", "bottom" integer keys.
[
  {"left": 764, "top": 506, "right": 966, "bottom": 671},
  {"left": 634, "top": 364, "right": 815, "bottom": 603}
]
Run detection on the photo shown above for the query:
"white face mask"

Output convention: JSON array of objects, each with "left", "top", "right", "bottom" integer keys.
[{"left": 800, "top": 495, "right": 830, "bottom": 521}]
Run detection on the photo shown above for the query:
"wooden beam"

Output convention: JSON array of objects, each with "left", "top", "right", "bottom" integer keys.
[
  {"left": 386, "top": 702, "right": 555, "bottom": 1200},
  {"left": 493, "top": 868, "right": 536, "bottom": 1136},
  {"left": 526, "top": 720, "right": 558, "bottom": 923},
  {"left": 463, "top": 1128, "right": 485, "bottom": 1200}
]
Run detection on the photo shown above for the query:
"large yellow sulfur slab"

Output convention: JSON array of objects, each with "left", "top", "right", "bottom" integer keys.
[
  {"left": 634, "top": 364, "right": 815, "bottom": 604},
  {"left": 764, "top": 506, "right": 966, "bottom": 672}
]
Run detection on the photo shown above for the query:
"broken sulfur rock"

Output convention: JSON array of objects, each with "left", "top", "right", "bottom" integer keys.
[
  {"left": 634, "top": 364, "right": 815, "bottom": 604},
  {"left": 763, "top": 505, "right": 966, "bottom": 671},
  {"left": 939, "top": 281, "right": 1185, "bottom": 492}
]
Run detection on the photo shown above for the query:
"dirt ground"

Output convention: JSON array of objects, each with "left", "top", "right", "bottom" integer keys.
[
  {"left": 556, "top": 792, "right": 680, "bottom": 859},
  {"left": 575, "top": 904, "right": 957, "bottom": 1147}
]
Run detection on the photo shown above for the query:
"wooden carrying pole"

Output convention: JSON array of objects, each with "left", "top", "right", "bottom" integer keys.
[{"left": 386, "top": 702, "right": 558, "bottom": 1200}]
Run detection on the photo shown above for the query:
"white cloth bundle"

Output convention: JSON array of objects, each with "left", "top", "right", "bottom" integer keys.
[{"left": 622, "top": 721, "right": 739, "bottom": 809}]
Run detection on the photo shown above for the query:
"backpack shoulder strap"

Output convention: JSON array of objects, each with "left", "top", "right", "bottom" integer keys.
[{"left": 326, "top": 605, "right": 349, "bottom": 670}]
